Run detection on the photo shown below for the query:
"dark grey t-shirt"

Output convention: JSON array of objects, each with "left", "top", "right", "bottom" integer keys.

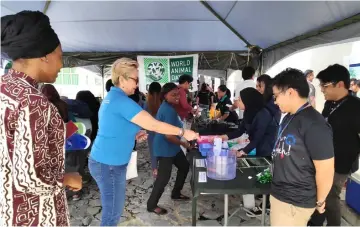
[{"left": 271, "top": 107, "right": 334, "bottom": 208}]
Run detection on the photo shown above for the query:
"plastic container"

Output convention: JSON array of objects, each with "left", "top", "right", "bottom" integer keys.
[
  {"left": 198, "top": 143, "right": 213, "bottom": 156},
  {"left": 346, "top": 172, "right": 360, "bottom": 214},
  {"left": 197, "top": 135, "right": 214, "bottom": 144},
  {"left": 206, "top": 149, "right": 236, "bottom": 180},
  {"left": 213, "top": 138, "right": 222, "bottom": 156},
  {"left": 243, "top": 194, "right": 256, "bottom": 208}
]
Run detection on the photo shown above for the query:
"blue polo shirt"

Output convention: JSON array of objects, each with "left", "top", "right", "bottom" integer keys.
[
  {"left": 153, "top": 101, "right": 183, "bottom": 157},
  {"left": 90, "top": 87, "right": 142, "bottom": 165}
]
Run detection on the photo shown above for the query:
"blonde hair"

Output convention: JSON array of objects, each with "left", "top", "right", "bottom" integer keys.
[{"left": 111, "top": 58, "right": 138, "bottom": 86}]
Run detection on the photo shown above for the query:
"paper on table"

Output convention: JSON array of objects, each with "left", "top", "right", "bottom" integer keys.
[
  {"left": 198, "top": 171, "right": 207, "bottom": 183},
  {"left": 196, "top": 159, "right": 205, "bottom": 168}
]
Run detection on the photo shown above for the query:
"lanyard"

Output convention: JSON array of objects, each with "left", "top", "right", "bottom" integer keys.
[
  {"left": 273, "top": 102, "right": 310, "bottom": 150},
  {"left": 324, "top": 97, "right": 348, "bottom": 122}
]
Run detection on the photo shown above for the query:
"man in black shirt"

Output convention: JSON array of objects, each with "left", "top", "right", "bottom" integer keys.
[
  {"left": 308, "top": 64, "right": 360, "bottom": 226},
  {"left": 271, "top": 68, "right": 334, "bottom": 226}
]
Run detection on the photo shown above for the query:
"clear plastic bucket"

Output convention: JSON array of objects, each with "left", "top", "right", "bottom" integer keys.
[{"left": 206, "top": 149, "right": 236, "bottom": 180}]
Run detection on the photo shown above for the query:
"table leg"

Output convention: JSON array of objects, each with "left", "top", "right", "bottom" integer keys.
[
  {"left": 261, "top": 194, "right": 266, "bottom": 226},
  {"left": 224, "top": 194, "right": 228, "bottom": 226},
  {"left": 192, "top": 197, "right": 198, "bottom": 226}
]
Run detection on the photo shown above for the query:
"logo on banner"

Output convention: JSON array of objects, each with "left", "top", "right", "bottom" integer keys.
[{"left": 144, "top": 58, "right": 169, "bottom": 83}]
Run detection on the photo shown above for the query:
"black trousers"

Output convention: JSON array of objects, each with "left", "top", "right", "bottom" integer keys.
[
  {"left": 147, "top": 151, "right": 189, "bottom": 210},
  {"left": 308, "top": 173, "right": 348, "bottom": 226}
]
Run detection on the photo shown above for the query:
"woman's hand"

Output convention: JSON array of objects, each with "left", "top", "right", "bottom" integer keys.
[
  {"left": 64, "top": 172, "right": 82, "bottom": 191},
  {"left": 183, "top": 130, "right": 199, "bottom": 141},
  {"left": 236, "top": 150, "right": 247, "bottom": 158},
  {"left": 136, "top": 130, "right": 148, "bottom": 142}
]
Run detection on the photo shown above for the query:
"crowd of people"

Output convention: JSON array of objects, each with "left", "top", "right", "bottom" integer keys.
[{"left": 1, "top": 10, "right": 359, "bottom": 227}]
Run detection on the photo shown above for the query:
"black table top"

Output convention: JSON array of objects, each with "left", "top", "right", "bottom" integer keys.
[
  {"left": 192, "top": 121, "right": 238, "bottom": 136},
  {"left": 188, "top": 150, "right": 271, "bottom": 197}
]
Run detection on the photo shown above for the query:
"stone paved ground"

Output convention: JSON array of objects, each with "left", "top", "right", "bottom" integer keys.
[
  {"left": 68, "top": 141, "right": 265, "bottom": 226},
  {"left": 68, "top": 141, "right": 350, "bottom": 226}
]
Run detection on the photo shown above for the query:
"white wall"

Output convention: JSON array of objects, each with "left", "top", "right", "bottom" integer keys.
[
  {"left": 266, "top": 40, "right": 360, "bottom": 112},
  {"left": 54, "top": 67, "right": 104, "bottom": 99}
]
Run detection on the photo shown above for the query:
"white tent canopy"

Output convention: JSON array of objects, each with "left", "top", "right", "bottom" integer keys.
[{"left": 1, "top": 1, "right": 360, "bottom": 72}]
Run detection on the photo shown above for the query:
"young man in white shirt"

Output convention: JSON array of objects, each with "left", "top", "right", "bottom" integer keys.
[
  {"left": 232, "top": 66, "right": 256, "bottom": 119},
  {"left": 304, "top": 69, "right": 316, "bottom": 108}
]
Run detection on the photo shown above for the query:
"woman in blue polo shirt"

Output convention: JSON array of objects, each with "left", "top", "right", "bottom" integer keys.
[
  {"left": 147, "top": 83, "right": 191, "bottom": 215},
  {"left": 88, "top": 58, "right": 199, "bottom": 226}
]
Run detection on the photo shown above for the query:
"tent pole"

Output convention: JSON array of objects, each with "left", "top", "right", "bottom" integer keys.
[
  {"left": 199, "top": 0, "right": 252, "bottom": 48},
  {"left": 43, "top": 0, "right": 52, "bottom": 15},
  {"left": 101, "top": 65, "right": 105, "bottom": 98}
]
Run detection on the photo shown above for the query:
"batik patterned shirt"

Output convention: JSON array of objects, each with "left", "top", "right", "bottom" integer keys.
[{"left": 0, "top": 69, "right": 68, "bottom": 226}]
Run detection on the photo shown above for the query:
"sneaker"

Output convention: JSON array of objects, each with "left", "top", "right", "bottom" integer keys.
[{"left": 245, "top": 206, "right": 263, "bottom": 217}]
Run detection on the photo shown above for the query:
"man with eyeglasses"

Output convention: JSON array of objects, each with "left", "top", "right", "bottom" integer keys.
[
  {"left": 270, "top": 68, "right": 334, "bottom": 226},
  {"left": 308, "top": 64, "right": 360, "bottom": 226}
]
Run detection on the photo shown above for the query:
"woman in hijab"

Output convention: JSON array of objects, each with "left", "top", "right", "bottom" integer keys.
[
  {"left": 219, "top": 87, "right": 278, "bottom": 158},
  {"left": 214, "top": 85, "right": 239, "bottom": 123},
  {"left": 223, "top": 87, "right": 279, "bottom": 217},
  {"left": 147, "top": 83, "right": 191, "bottom": 215},
  {"left": 1, "top": 10, "right": 82, "bottom": 226},
  {"left": 143, "top": 82, "right": 162, "bottom": 177}
]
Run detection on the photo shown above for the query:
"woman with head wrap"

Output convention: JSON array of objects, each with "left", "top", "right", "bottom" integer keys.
[
  {"left": 146, "top": 83, "right": 191, "bottom": 215},
  {"left": 88, "top": 58, "right": 198, "bottom": 226},
  {"left": 0, "top": 11, "right": 82, "bottom": 226}
]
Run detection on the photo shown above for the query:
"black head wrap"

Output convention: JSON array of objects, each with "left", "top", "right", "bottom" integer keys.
[{"left": 1, "top": 10, "right": 60, "bottom": 61}]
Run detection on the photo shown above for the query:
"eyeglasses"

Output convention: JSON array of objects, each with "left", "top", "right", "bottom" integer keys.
[
  {"left": 273, "top": 90, "right": 286, "bottom": 101},
  {"left": 128, "top": 77, "right": 138, "bottom": 85},
  {"left": 320, "top": 82, "right": 334, "bottom": 88}
]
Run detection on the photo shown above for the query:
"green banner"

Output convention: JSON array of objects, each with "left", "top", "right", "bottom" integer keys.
[
  {"left": 169, "top": 57, "right": 194, "bottom": 82},
  {"left": 138, "top": 54, "right": 198, "bottom": 92}
]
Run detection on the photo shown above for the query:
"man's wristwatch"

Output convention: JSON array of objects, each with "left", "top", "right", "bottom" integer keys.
[
  {"left": 316, "top": 201, "right": 325, "bottom": 207},
  {"left": 179, "top": 128, "right": 185, "bottom": 137}
]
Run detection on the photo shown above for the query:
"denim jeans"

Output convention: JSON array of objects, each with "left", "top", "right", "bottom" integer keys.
[{"left": 89, "top": 158, "right": 127, "bottom": 226}]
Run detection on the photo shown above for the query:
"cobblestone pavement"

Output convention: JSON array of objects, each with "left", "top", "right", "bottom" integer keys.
[{"left": 68, "top": 141, "right": 350, "bottom": 226}]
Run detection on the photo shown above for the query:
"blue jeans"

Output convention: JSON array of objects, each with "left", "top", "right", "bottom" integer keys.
[{"left": 89, "top": 158, "right": 127, "bottom": 226}]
